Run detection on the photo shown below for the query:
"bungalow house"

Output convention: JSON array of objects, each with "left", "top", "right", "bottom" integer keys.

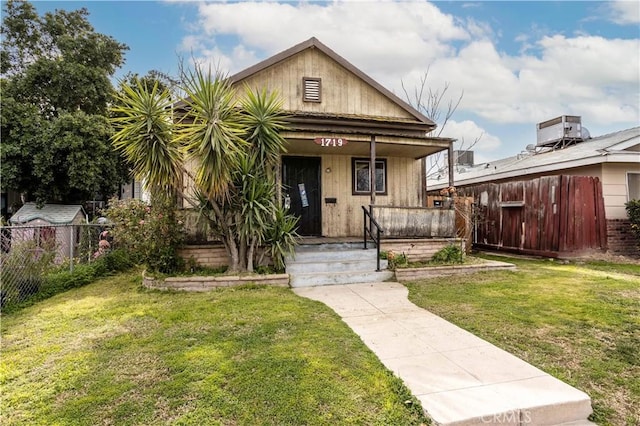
[
  {"left": 428, "top": 120, "right": 640, "bottom": 257},
  {"left": 179, "top": 37, "right": 460, "bottom": 269}
]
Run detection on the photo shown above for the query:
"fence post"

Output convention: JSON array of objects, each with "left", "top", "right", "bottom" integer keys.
[{"left": 69, "top": 225, "right": 74, "bottom": 272}]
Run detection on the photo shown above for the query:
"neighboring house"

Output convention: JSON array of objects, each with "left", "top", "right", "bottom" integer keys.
[
  {"left": 8, "top": 203, "right": 88, "bottom": 261},
  {"left": 428, "top": 122, "right": 640, "bottom": 256},
  {"left": 181, "top": 37, "right": 455, "bottom": 241},
  {"left": 119, "top": 178, "right": 150, "bottom": 203}
]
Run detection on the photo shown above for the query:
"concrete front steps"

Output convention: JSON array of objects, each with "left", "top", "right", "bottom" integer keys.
[{"left": 286, "top": 242, "right": 394, "bottom": 287}]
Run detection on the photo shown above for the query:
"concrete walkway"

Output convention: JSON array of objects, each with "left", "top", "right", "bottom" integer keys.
[{"left": 294, "top": 282, "right": 594, "bottom": 426}]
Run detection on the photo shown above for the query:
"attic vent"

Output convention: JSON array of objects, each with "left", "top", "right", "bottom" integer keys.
[{"left": 303, "top": 77, "right": 321, "bottom": 102}]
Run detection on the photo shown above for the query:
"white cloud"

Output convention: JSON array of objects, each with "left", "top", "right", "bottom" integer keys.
[
  {"left": 417, "top": 35, "right": 640, "bottom": 127},
  {"left": 440, "top": 120, "right": 502, "bottom": 153},
  {"left": 186, "top": 0, "right": 469, "bottom": 76},
  {"left": 179, "top": 0, "right": 640, "bottom": 162},
  {"left": 607, "top": 0, "right": 640, "bottom": 25}
]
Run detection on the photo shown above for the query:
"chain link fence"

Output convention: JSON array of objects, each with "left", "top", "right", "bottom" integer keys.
[{"left": 0, "top": 223, "right": 111, "bottom": 310}]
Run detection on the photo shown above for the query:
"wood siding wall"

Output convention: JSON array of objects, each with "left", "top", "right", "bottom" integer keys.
[
  {"left": 238, "top": 48, "right": 414, "bottom": 119},
  {"left": 471, "top": 175, "right": 607, "bottom": 256},
  {"left": 180, "top": 154, "right": 424, "bottom": 238},
  {"left": 320, "top": 155, "right": 423, "bottom": 237},
  {"left": 372, "top": 206, "right": 455, "bottom": 238}
]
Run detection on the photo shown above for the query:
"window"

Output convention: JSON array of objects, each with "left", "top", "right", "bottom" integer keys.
[
  {"left": 352, "top": 158, "right": 387, "bottom": 195},
  {"left": 628, "top": 172, "right": 640, "bottom": 200},
  {"left": 303, "top": 77, "right": 321, "bottom": 102},
  {"left": 35, "top": 227, "right": 55, "bottom": 249}
]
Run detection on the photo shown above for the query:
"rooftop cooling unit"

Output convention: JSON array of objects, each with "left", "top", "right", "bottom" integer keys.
[
  {"left": 454, "top": 150, "right": 474, "bottom": 167},
  {"left": 536, "top": 115, "right": 583, "bottom": 147}
]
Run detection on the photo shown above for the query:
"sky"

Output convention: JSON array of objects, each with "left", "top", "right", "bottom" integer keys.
[{"left": 29, "top": 0, "right": 640, "bottom": 164}]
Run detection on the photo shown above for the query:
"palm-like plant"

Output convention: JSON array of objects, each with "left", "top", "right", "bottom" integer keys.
[
  {"left": 110, "top": 66, "right": 298, "bottom": 274},
  {"left": 110, "top": 80, "right": 182, "bottom": 192},
  {"left": 239, "top": 87, "right": 289, "bottom": 168},
  {"left": 178, "top": 67, "right": 246, "bottom": 201}
]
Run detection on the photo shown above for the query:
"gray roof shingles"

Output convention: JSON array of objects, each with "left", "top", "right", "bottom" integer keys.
[{"left": 9, "top": 203, "right": 87, "bottom": 225}]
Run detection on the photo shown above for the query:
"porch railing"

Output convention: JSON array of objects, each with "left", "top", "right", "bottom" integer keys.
[{"left": 362, "top": 205, "right": 384, "bottom": 272}]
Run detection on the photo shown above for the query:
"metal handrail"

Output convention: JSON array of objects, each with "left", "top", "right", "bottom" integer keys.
[{"left": 361, "top": 205, "right": 384, "bottom": 271}]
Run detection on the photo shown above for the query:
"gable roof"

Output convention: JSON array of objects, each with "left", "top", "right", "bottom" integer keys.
[
  {"left": 229, "top": 37, "right": 435, "bottom": 127},
  {"left": 9, "top": 203, "right": 87, "bottom": 225},
  {"left": 429, "top": 126, "right": 640, "bottom": 188}
]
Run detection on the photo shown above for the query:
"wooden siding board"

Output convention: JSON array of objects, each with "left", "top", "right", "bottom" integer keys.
[
  {"left": 583, "top": 177, "right": 596, "bottom": 248},
  {"left": 523, "top": 179, "right": 537, "bottom": 250},
  {"left": 559, "top": 175, "right": 569, "bottom": 252},
  {"left": 539, "top": 176, "right": 555, "bottom": 252},
  {"left": 550, "top": 176, "right": 561, "bottom": 251},
  {"left": 488, "top": 184, "right": 501, "bottom": 246}
]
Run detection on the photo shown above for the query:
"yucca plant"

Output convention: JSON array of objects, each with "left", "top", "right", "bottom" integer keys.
[
  {"left": 262, "top": 205, "right": 300, "bottom": 272},
  {"left": 110, "top": 80, "right": 182, "bottom": 191},
  {"left": 109, "top": 66, "right": 298, "bottom": 273}
]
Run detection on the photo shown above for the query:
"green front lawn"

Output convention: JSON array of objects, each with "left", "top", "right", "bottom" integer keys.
[
  {"left": 1, "top": 272, "right": 428, "bottom": 425},
  {"left": 404, "top": 255, "right": 640, "bottom": 426}
]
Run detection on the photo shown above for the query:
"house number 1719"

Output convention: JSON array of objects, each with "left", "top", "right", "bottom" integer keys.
[{"left": 314, "top": 137, "right": 349, "bottom": 147}]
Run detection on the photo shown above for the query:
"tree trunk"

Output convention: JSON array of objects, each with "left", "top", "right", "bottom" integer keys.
[
  {"left": 208, "top": 201, "right": 243, "bottom": 273},
  {"left": 247, "top": 237, "right": 256, "bottom": 272}
]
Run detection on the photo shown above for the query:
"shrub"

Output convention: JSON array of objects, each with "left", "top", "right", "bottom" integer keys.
[
  {"left": 385, "top": 251, "right": 408, "bottom": 270},
  {"left": 261, "top": 205, "right": 299, "bottom": 273},
  {"left": 625, "top": 199, "right": 640, "bottom": 246},
  {"left": 432, "top": 244, "right": 464, "bottom": 264},
  {"left": 105, "top": 195, "right": 184, "bottom": 273}
]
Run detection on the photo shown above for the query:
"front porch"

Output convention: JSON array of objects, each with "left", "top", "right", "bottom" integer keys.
[{"left": 180, "top": 236, "right": 464, "bottom": 270}]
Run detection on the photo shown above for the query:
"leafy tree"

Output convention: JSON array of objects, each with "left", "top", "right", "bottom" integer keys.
[
  {"left": 110, "top": 66, "right": 299, "bottom": 273},
  {"left": 119, "top": 70, "right": 180, "bottom": 98},
  {"left": 0, "top": 0, "right": 129, "bottom": 205}
]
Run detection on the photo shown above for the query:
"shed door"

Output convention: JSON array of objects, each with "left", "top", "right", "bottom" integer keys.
[{"left": 282, "top": 156, "right": 321, "bottom": 236}]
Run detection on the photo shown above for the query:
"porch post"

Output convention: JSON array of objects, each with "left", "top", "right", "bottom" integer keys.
[
  {"left": 421, "top": 157, "right": 427, "bottom": 206},
  {"left": 448, "top": 143, "right": 454, "bottom": 188},
  {"left": 370, "top": 135, "right": 376, "bottom": 207},
  {"left": 276, "top": 155, "right": 282, "bottom": 206}
]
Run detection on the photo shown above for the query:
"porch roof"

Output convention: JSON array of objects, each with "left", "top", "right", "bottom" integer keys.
[
  {"left": 282, "top": 110, "right": 453, "bottom": 159},
  {"left": 281, "top": 131, "right": 452, "bottom": 159}
]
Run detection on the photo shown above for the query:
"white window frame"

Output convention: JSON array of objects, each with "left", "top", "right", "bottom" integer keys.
[{"left": 627, "top": 171, "right": 640, "bottom": 201}]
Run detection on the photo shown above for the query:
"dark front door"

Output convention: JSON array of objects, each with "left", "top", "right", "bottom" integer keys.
[{"left": 282, "top": 156, "right": 321, "bottom": 236}]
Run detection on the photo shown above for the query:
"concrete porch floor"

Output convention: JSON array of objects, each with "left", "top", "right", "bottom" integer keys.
[{"left": 294, "top": 281, "right": 594, "bottom": 426}]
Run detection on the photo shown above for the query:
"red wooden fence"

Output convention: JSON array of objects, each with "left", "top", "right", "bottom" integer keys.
[{"left": 470, "top": 175, "right": 606, "bottom": 257}]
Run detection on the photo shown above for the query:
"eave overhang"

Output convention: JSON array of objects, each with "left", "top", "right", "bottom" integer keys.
[
  {"left": 429, "top": 151, "right": 640, "bottom": 189},
  {"left": 281, "top": 129, "right": 452, "bottom": 159}
]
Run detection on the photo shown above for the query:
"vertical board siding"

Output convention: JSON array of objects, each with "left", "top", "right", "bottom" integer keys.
[
  {"left": 239, "top": 49, "right": 414, "bottom": 119},
  {"left": 372, "top": 207, "right": 455, "bottom": 237},
  {"left": 472, "top": 175, "right": 606, "bottom": 255},
  {"left": 320, "top": 155, "right": 423, "bottom": 237}
]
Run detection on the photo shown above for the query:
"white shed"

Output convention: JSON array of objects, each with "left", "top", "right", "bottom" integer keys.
[{"left": 8, "top": 203, "right": 88, "bottom": 261}]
